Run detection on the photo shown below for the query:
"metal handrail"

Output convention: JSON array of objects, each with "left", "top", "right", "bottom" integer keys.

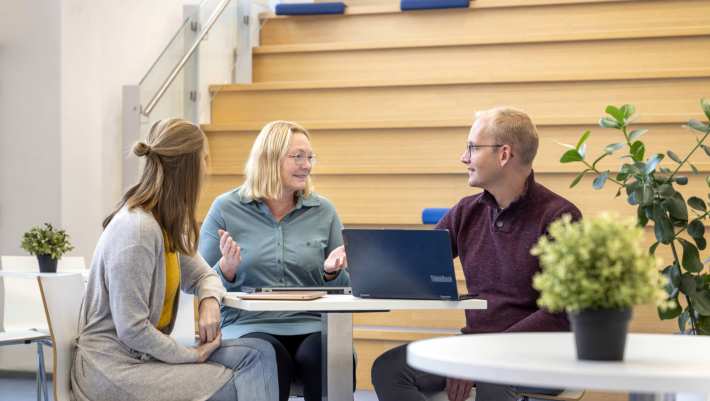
[{"left": 142, "top": 0, "right": 232, "bottom": 116}]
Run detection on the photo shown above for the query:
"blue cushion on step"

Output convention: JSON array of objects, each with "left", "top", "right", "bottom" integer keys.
[
  {"left": 422, "top": 208, "right": 450, "bottom": 225},
  {"left": 401, "top": 0, "right": 470, "bottom": 11},
  {"left": 275, "top": 2, "right": 346, "bottom": 15}
]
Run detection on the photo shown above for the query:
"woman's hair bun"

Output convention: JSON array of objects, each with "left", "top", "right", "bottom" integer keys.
[{"left": 133, "top": 141, "right": 152, "bottom": 157}]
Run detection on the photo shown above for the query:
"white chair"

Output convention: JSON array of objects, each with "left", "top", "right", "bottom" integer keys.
[
  {"left": 37, "top": 272, "right": 85, "bottom": 401},
  {"left": 0, "top": 255, "right": 86, "bottom": 401}
]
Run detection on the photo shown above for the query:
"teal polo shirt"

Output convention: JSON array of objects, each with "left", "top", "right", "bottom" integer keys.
[{"left": 198, "top": 186, "right": 349, "bottom": 339}]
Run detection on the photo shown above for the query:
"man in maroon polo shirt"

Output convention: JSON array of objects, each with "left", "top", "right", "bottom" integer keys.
[{"left": 369, "top": 107, "right": 582, "bottom": 401}]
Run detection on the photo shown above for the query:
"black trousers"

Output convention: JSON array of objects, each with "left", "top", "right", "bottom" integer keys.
[
  {"left": 371, "top": 344, "right": 518, "bottom": 401},
  {"left": 242, "top": 332, "right": 356, "bottom": 401}
]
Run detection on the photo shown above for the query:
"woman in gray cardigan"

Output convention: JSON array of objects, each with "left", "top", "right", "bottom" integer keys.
[{"left": 71, "top": 119, "right": 278, "bottom": 401}]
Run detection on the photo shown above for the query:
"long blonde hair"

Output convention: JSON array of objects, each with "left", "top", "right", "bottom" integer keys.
[
  {"left": 240, "top": 120, "right": 314, "bottom": 200},
  {"left": 103, "top": 118, "right": 206, "bottom": 255}
]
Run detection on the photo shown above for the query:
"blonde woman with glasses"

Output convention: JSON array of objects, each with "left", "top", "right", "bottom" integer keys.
[
  {"left": 199, "top": 120, "right": 353, "bottom": 401},
  {"left": 72, "top": 119, "right": 277, "bottom": 401}
]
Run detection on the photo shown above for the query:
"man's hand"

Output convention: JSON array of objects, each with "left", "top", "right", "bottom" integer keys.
[
  {"left": 197, "top": 297, "right": 221, "bottom": 344},
  {"left": 195, "top": 332, "right": 221, "bottom": 363},
  {"left": 446, "top": 378, "right": 474, "bottom": 401},
  {"left": 323, "top": 245, "right": 347, "bottom": 279},
  {"left": 218, "top": 229, "right": 241, "bottom": 281}
]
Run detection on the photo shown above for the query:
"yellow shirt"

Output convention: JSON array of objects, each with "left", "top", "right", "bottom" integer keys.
[{"left": 157, "top": 232, "right": 180, "bottom": 332}]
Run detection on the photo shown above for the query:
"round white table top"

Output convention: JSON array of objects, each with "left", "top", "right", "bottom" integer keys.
[
  {"left": 0, "top": 271, "right": 87, "bottom": 278},
  {"left": 407, "top": 333, "right": 710, "bottom": 394}
]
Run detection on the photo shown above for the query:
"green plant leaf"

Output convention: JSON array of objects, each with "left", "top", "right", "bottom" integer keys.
[
  {"left": 604, "top": 143, "right": 624, "bottom": 155},
  {"left": 644, "top": 153, "right": 663, "bottom": 175},
  {"left": 675, "top": 176, "right": 688, "bottom": 185},
  {"left": 653, "top": 204, "right": 674, "bottom": 244},
  {"left": 688, "top": 218, "right": 706, "bottom": 238},
  {"left": 690, "top": 163, "right": 700, "bottom": 175},
  {"left": 658, "top": 299, "right": 682, "bottom": 320},
  {"left": 678, "top": 238, "right": 704, "bottom": 273},
  {"left": 697, "top": 316, "right": 710, "bottom": 335},
  {"left": 694, "top": 236, "right": 707, "bottom": 251},
  {"left": 593, "top": 171, "right": 610, "bottom": 190},
  {"left": 569, "top": 170, "right": 587, "bottom": 188},
  {"left": 637, "top": 206, "right": 649, "bottom": 227},
  {"left": 600, "top": 116, "right": 621, "bottom": 129},
  {"left": 628, "top": 128, "right": 648, "bottom": 142},
  {"left": 576, "top": 130, "right": 591, "bottom": 151},
  {"left": 688, "top": 196, "right": 707, "bottom": 212},
  {"left": 630, "top": 141, "right": 645, "bottom": 161},
  {"left": 620, "top": 104, "right": 636, "bottom": 121},
  {"left": 688, "top": 119, "right": 710, "bottom": 133},
  {"left": 560, "top": 149, "right": 583, "bottom": 163},
  {"left": 605, "top": 105, "right": 624, "bottom": 123},
  {"left": 667, "top": 150, "right": 682, "bottom": 163},
  {"left": 681, "top": 275, "right": 710, "bottom": 315},
  {"left": 665, "top": 193, "right": 688, "bottom": 221},
  {"left": 701, "top": 144, "right": 710, "bottom": 157},
  {"left": 658, "top": 184, "right": 675, "bottom": 198},
  {"left": 702, "top": 98, "right": 710, "bottom": 121},
  {"left": 662, "top": 264, "right": 681, "bottom": 298},
  {"left": 649, "top": 241, "right": 660, "bottom": 254}
]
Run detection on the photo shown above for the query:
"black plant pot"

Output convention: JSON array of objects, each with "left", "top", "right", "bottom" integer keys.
[
  {"left": 568, "top": 308, "right": 632, "bottom": 361},
  {"left": 37, "top": 254, "right": 58, "bottom": 273}
]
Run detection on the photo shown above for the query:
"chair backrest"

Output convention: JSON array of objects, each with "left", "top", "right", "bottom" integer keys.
[
  {"left": 421, "top": 208, "right": 450, "bottom": 225},
  {"left": 37, "top": 273, "right": 85, "bottom": 401}
]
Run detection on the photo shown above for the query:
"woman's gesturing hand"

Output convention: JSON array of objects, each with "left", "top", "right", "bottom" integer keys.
[{"left": 217, "top": 229, "right": 241, "bottom": 281}]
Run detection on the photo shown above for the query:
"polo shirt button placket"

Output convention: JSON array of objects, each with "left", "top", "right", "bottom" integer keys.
[{"left": 496, "top": 220, "right": 504, "bottom": 229}]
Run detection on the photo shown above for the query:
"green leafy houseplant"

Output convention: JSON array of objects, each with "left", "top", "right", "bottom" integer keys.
[
  {"left": 21, "top": 223, "right": 74, "bottom": 261},
  {"left": 532, "top": 214, "right": 667, "bottom": 360},
  {"left": 560, "top": 99, "right": 710, "bottom": 334},
  {"left": 531, "top": 214, "right": 666, "bottom": 313}
]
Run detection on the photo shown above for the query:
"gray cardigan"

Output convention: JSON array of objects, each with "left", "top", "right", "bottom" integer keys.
[{"left": 71, "top": 207, "right": 231, "bottom": 401}]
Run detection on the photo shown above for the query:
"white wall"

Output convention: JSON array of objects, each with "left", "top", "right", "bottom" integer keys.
[{"left": 1, "top": 0, "right": 188, "bottom": 372}]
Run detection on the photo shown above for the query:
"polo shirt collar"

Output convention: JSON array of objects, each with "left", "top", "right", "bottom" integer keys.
[
  {"left": 480, "top": 171, "right": 536, "bottom": 211},
  {"left": 238, "top": 189, "right": 320, "bottom": 208}
]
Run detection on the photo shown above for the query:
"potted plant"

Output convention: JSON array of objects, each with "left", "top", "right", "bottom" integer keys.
[
  {"left": 20, "top": 223, "right": 74, "bottom": 273},
  {"left": 531, "top": 214, "right": 667, "bottom": 361},
  {"left": 559, "top": 99, "right": 710, "bottom": 335}
]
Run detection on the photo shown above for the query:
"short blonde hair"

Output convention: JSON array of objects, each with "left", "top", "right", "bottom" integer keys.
[
  {"left": 475, "top": 107, "right": 539, "bottom": 166},
  {"left": 240, "top": 120, "right": 314, "bottom": 200}
]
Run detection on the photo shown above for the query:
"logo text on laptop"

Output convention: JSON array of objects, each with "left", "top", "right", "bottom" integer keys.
[{"left": 430, "top": 275, "right": 453, "bottom": 283}]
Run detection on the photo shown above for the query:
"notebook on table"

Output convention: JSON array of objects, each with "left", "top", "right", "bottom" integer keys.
[{"left": 237, "top": 291, "right": 327, "bottom": 301}]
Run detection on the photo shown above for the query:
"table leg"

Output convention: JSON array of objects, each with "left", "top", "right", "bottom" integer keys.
[{"left": 321, "top": 313, "right": 354, "bottom": 401}]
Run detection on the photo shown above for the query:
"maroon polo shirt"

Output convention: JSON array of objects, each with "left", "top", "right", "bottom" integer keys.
[{"left": 437, "top": 172, "right": 582, "bottom": 334}]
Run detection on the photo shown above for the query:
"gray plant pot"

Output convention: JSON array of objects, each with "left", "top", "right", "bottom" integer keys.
[
  {"left": 568, "top": 308, "right": 632, "bottom": 361},
  {"left": 37, "top": 254, "right": 58, "bottom": 273}
]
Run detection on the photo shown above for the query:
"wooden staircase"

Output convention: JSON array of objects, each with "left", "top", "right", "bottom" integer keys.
[{"left": 201, "top": 0, "right": 710, "bottom": 395}]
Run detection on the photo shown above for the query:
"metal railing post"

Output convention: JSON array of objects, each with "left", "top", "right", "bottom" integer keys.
[
  {"left": 122, "top": 85, "right": 141, "bottom": 191},
  {"left": 234, "top": 0, "right": 252, "bottom": 83},
  {"left": 183, "top": 4, "right": 200, "bottom": 123}
]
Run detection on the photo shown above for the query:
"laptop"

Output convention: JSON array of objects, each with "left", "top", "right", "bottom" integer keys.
[{"left": 342, "top": 228, "right": 469, "bottom": 300}]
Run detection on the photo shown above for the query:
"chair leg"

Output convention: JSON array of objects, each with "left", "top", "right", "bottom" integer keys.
[
  {"left": 36, "top": 342, "right": 49, "bottom": 401},
  {"left": 35, "top": 345, "right": 41, "bottom": 401}
]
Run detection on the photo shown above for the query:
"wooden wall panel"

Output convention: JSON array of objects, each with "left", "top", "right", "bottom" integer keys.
[
  {"left": 210, "top": 78, "right": 710, "bottom": 127},
  {"left": 206, "top": 123, "right": 710, "bottom": 175},
  {"left": 254, "top": 36, "right": 710, "bottom": 83},
  {"left": 260, "top": 0, "right": 710, "bottom": 46}
]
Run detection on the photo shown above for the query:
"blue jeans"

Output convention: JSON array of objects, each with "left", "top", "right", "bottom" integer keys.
[{"left": 207, "top": 338, "right": 279, "bottom": 401}]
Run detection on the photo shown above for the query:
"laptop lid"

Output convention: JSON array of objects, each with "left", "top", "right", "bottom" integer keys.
[{"left": 342, "top": 229, "right": 459, "bottom": 300}]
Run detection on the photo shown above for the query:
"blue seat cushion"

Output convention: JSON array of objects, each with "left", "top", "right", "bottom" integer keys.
[
  {"left": 401, "top": 0, "right": 469, "bottom": 11},
  {"left": 275, "top": 2, "right": 346, "bottom": 15},
  {"left": 422, "top": 208, "right": 450, "bottom": 225}
]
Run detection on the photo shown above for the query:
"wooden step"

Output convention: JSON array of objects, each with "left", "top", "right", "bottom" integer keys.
[
  {"left": 259, "top": 0, "right": 710, "bottom": 47},
  {"left": 209, "top": 77, "right": 710, "bottom": 127},
  {"left": 199, "top": 172, "right": 710, "bottom": 225},
  {"left": 205, "top": 123, "right": 710, "bottom": 176},
  {"left": 253, "top": 36, "right": 710, "bottom": 84}
]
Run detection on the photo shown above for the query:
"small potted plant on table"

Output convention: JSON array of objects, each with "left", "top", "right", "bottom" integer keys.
[
  {"left": 531, "top": 214, "right": 668, "bottom": 361},
  {"left": 20, "top": 223, "right": 74, "bottom": 273}
]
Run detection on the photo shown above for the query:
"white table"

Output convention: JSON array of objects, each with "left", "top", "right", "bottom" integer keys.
[
  {"left": 223, "top": 293, "right": 486, "bottom": 401},
  {"left": 407, "top": 332, "right": 710, "bottom": 401}
]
